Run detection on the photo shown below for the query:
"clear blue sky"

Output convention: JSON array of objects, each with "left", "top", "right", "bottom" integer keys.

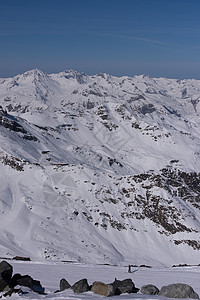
[{"left": 1, "top": 0, "right": 200, "bottom": 79}]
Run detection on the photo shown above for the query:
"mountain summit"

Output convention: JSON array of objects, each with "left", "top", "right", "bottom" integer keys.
[{"left": 0, "top": 70, "right": 199, "bottom": 266}]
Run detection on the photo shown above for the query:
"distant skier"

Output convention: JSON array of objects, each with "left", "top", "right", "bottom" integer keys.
[{"left": 128, "top": 265, "right": 131, "bottom": 273}]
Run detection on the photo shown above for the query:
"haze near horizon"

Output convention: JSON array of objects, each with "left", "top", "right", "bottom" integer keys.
[{"left": 1, "top": 0, "right": 200, "bottom": 79}]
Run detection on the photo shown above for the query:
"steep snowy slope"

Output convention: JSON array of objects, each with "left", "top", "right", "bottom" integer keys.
[{"left": 0, "top": 70, "right": 199, "bottom": 266}]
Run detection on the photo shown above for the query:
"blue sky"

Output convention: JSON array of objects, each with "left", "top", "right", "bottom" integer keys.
[{"left": 1, "top": 0, "right": 200, "bottom": 78}]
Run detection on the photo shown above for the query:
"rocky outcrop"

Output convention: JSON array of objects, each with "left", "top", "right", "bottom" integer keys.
[
  {"left": 91, "top": 278, "right": 139, "bottom": 297},
  {"left": 59, "top": 278, "right": 71, "bottom": 291},
  {"left": 91, "top": 281, "right": 116, "bottom": 297},
  {"left": 71, "top": 278, "right": 90, "bottom": 293},
  {"left": 9, "top": 273, "right": 45, "bottom": 294},
  {"left": 140, "top": 284, "right": 159, "bottom": 295},
  {"left": 110, "top": 278, "right": 139, "bottom": 294},
  {"left": 15, "top": 274, "right": 45, "bottom": 294},
  {"left": 0, "top": 261, "right": 13, "bottom": 292},
  {"left": 0, "top": 261, "right": 45, "bottom": 296},
  {"left": 159, "top": 283, "right": 199, "bottom": 299},
  {"left": 0, "top": 108, "right": 38, "bottom": 141}
]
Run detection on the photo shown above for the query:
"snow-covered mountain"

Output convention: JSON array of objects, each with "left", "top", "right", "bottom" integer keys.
[{"left": 0, "top": 69, "right": 199, "bottom": 266}]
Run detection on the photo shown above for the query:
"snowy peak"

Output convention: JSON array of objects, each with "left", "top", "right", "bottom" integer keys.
[
  {"left": 0, "top": 69, "right": 64, "bottom": 112},
  {"left": 52, "top": 70, "right": 88, "bottom": 85},
  {"left": 6, "top": 69, "right": 48, "bottom": 88},
  {"left": 19, "top": 68, "right": 46, "bottom": 78},
  {"left": 0, "top": 69, "right": 199, "bottom": 266},
  {"left": 1, "top": 69, "right": 200, "bottom": 116}
]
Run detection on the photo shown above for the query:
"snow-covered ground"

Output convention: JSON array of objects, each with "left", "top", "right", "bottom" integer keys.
[{"left": 2, "top": 260, "right": 200, "bottom": 299}]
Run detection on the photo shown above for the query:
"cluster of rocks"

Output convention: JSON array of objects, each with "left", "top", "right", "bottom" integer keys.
[
  {"left": 141, "top": 284, "right": 199, "bottom": 299},
  {"left": 58, "top": 277, "right": 139, "bottom": 297},
  {"left": 0, "top": 261, "right": 45, "bottom": 297},
  {"left": 0, "top": 260, "right": 199, "bottom": 299},
  {"left": 58, "top": 278, "right": 199, "bottom": 299}
]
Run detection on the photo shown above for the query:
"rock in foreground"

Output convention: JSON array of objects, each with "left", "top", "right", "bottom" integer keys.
[
  {"left": 111, "top": 278, "right": 139, "bottom": 294},
  {"left": 0, "top": 261, "right": 13, "bottom": 292},
  {"left": 59, "top": 278, "right": 71, "bottom": 291},
  {"left": 91, "top": 281, "right": 116, "bottom": 297},
  {"left": 141, "top": 284, "right": 159, "bottom": 295},
  {"left": 71, "top": 278, "right": 90, "bottom": 293},
  {"left": 159, "top": 283, "right": 199, "bottom": 299}
]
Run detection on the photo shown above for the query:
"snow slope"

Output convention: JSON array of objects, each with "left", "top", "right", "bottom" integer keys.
[{"left": 0, "top": 69, "right": 199, "bottom": 266}]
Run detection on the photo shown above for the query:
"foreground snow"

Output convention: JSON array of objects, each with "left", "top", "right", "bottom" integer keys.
[{"left": 3, "top": 260, "right": 200, "bottom": 299}]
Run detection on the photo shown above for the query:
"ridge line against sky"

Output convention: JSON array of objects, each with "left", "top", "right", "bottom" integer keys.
[{"left": 0, "top": 0, "right": 200, "bottom": 79}]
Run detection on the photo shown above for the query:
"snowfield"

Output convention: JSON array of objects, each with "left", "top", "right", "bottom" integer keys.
[
  {"left": 0, "top": 69, "right": 199, "bottom": 268},
  {"left": 1, "top": 260, "right": 200, "bottom": 299}
]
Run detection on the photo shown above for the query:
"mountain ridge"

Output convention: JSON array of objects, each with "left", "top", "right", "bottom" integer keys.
[{"left": 0, "top": 69, "right": 199, "bottom": 266}]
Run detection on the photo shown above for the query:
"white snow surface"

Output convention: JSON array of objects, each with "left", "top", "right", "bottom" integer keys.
[
  {"left": 0, "top": 69, "right": 199, "bottom": 267},
  {"left": 1, "top": 260, "right": 200, "bottom": 299}
]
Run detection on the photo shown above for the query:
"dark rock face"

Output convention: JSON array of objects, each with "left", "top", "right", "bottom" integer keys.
[
  {"left": 71, "top": 278, "right": 90, "bottom": 293},
  {"left": 9, "top": 273, "right": 22, "bottom": 288},
  {"left": 18, "top": 275, "right": 45, "bottom": 294},
  {"left": 60, "top": 278, "right": 71, "bottom": 291},
  {"left": 141, "top": 284, "right": 159, "bottom": 295},
  {"left": 91, "top": 281, "right": 116, "bottom": 297},
  {"left": 10, "top": 273, "right": 45, "bottom": 294},
  {"left": 0, "top": 261, "right": 45, "bottom": 295},
  {"left": 159, "top": 283, "right": 199, "bottom": 299},
  {"left": 124, "top": 169, "right": 200, "bottom": 245},
  {"left": 0, "top": 261, "right": 13, "bottom": 292},
  {"left": 140, "top": 103, "right": 156, "bottom": 115},
  {"left": 0, "top": 109, "right": 38, "bottom": 141},
  {"left": 111, "top": 278, "right": 139, "bottom": 294},
  {"left": 91, "top": 279, "right": 139, "bottom": 296}
]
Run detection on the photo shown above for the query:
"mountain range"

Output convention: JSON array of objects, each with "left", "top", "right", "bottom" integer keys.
[{"left": 0, "top": 69, "right": 199, "bottom": 266}]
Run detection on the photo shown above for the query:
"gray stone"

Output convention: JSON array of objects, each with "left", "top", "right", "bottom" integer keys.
[
  {"left": 12, "top": 274, "right": 45, "bottom": 294},
  {"left": 141, "top": 284, "right": 159, "bottom": 295},
  {"left": 0, "top": 261, "right": 13, "bottom": 292},
  {"left": 10, "top": 273, "right": 22, "bottom": 288},
  {"left": 91, "top": 281, "right": 116, "bottom": 297},
  {"left": 111, "top": 278, "right": 139, "bottom": 294},
  {"left": 71, "top": 278, "right": 90, "bottom": 293},
  {"left": 159, "top": 283, "right": 199, "bottom": 299},
  {"left": 60, "top": 278, "right": 71, "bottom": 291}
]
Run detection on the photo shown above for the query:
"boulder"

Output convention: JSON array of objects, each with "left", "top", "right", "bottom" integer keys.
[
  {"left": 0, "top": 261, "right": 13, "bottom": 292},
  {"left": 111, "top": 278, "right": 139, "bottom": 294},
  {"left": 71, "top": 278, "right": 90, "bottom": 293},
  {"left": 9, "top": 273, "right": 22, "bottom": 288},
  {"left": 91, "top": 281, "right": 116, "bottom": 297},
  {"left": 18, "top": 275, "right": 45, "bottom": 294},
  {"left": 60, "top": 278, "right": 71, "bottom": 291},
  {"left": 159, "top": 283, "right": 199, "bottom": 299},
  {"left": 10, "top": 273, "right": 45, "bottom": 294},
  {"left": 141, "top": 284, "right": 159, "bottom": 295}
]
